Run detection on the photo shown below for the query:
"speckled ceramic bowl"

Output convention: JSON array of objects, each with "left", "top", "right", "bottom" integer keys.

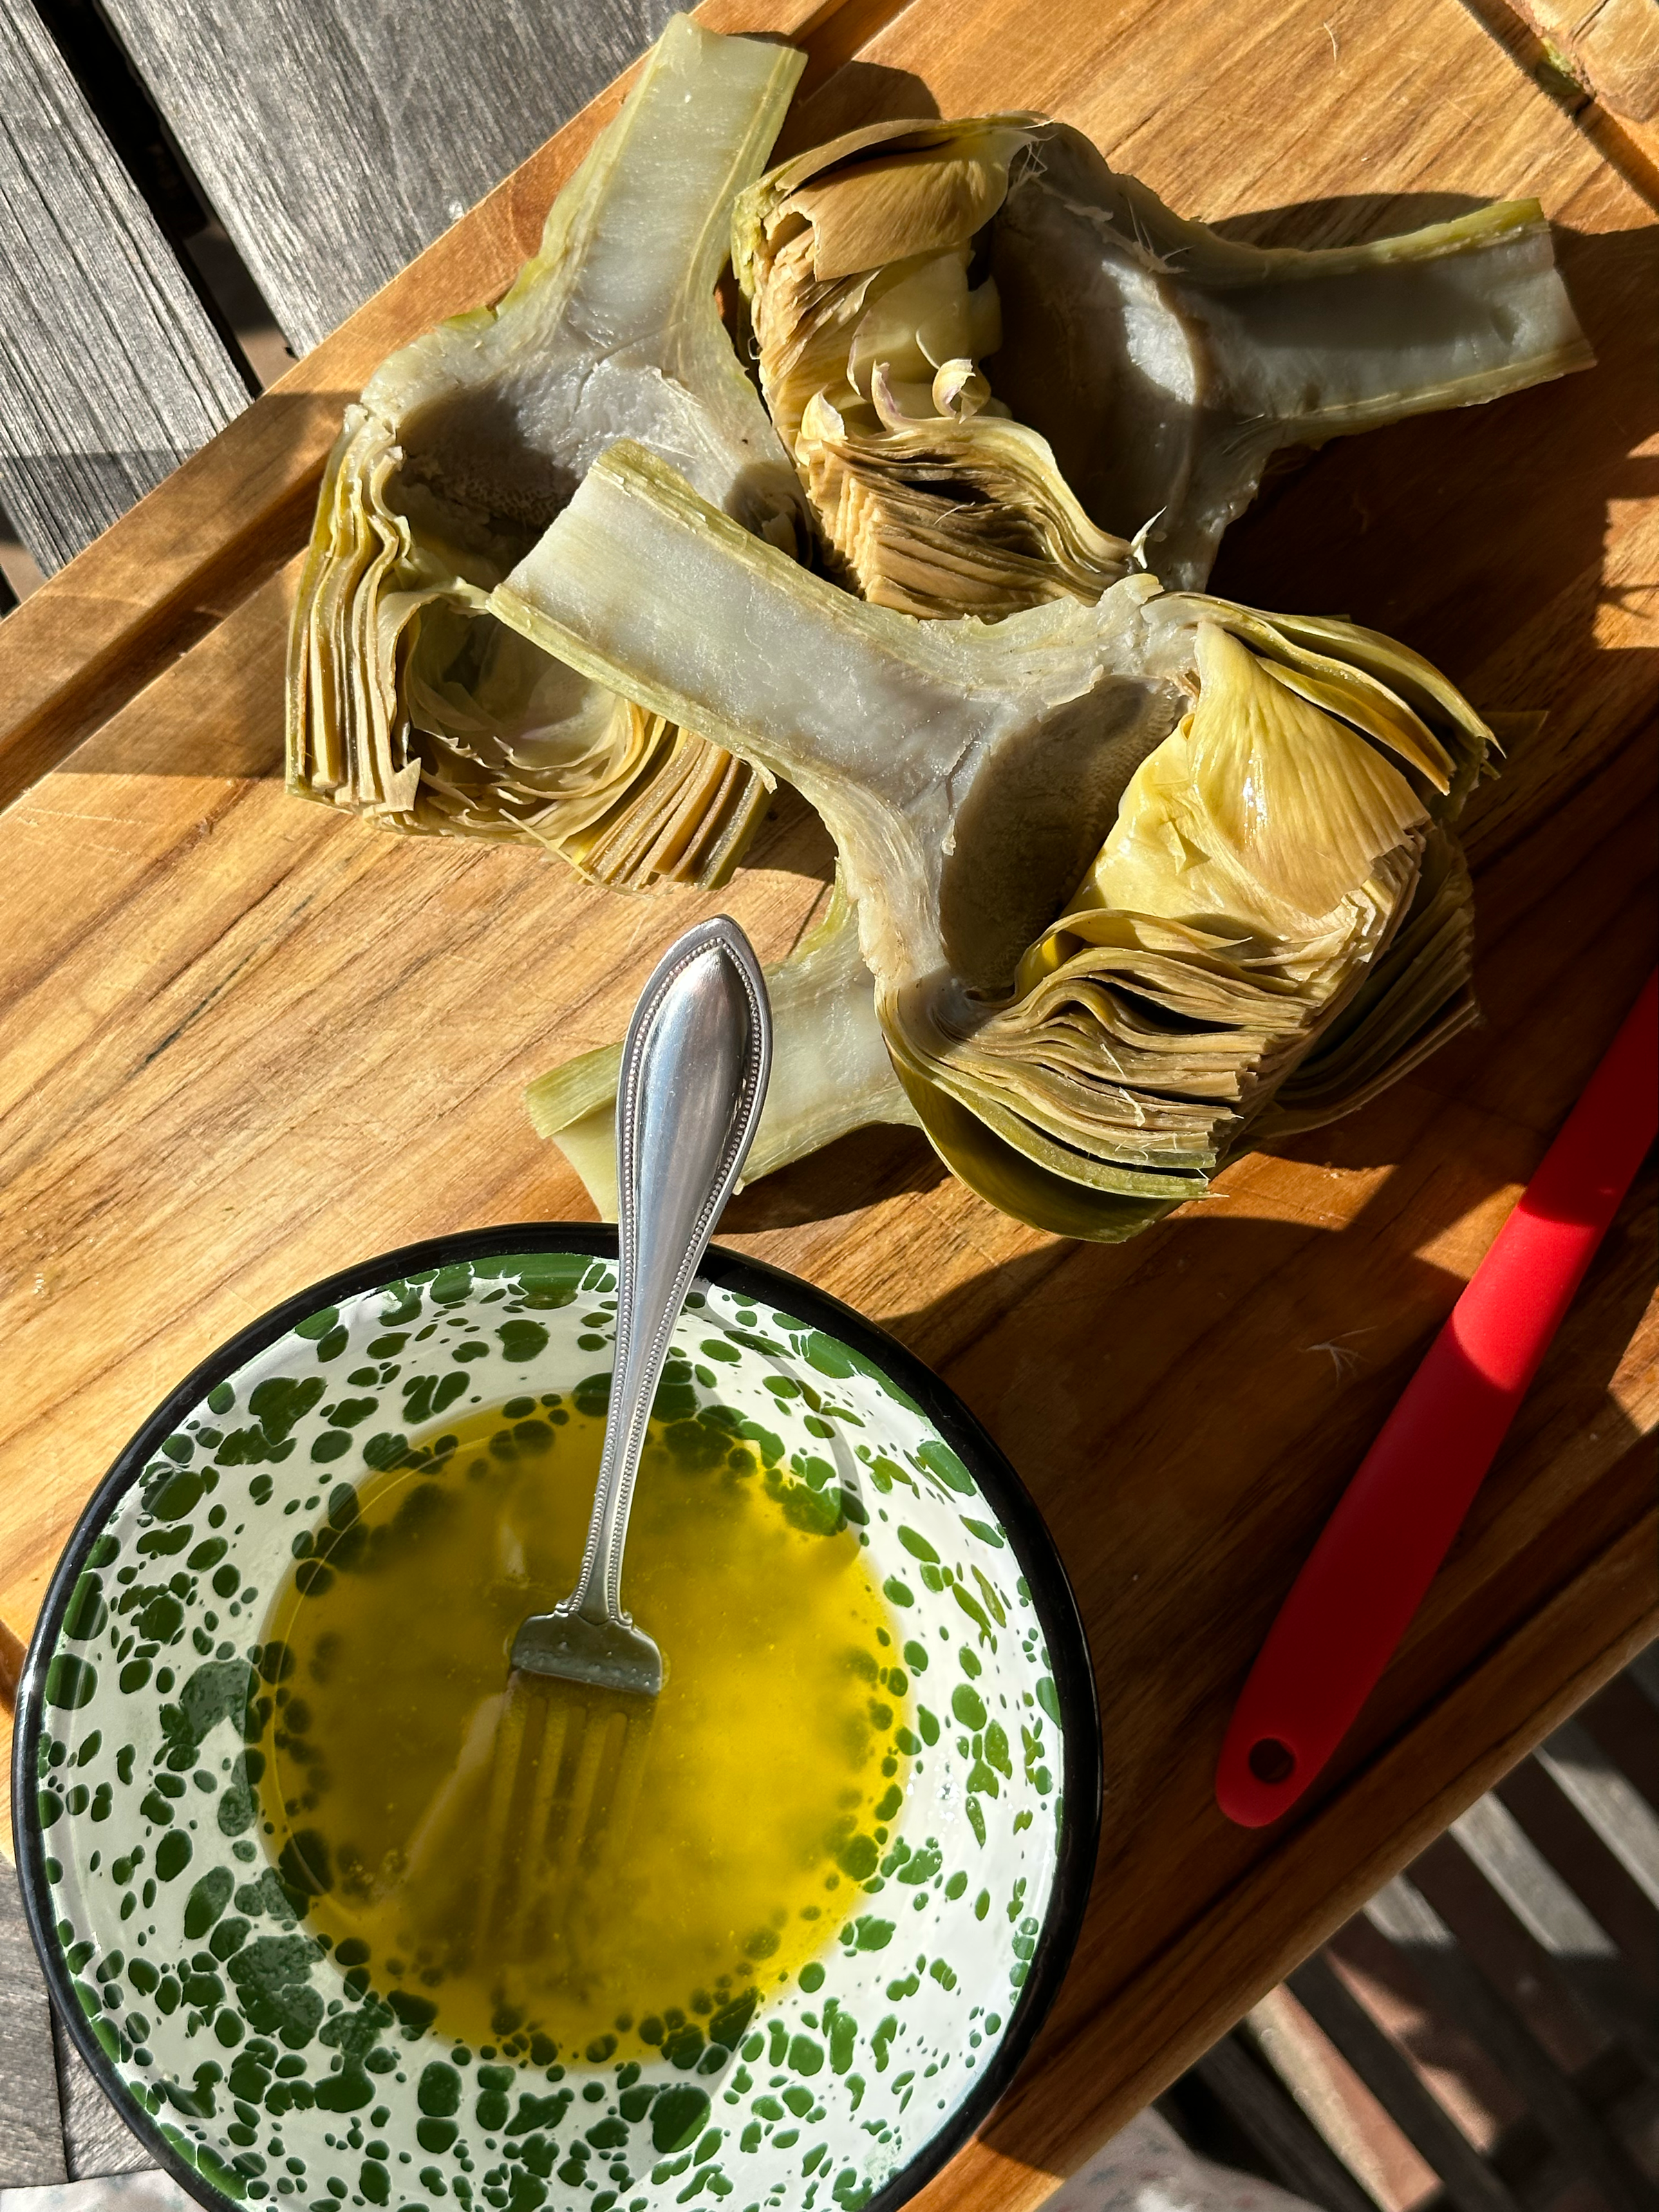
[{"left": 17, "top": 1227, "right": 1098, "bottom": 2212}]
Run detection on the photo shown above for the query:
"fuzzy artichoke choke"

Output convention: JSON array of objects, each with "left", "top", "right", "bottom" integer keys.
[
  {"left": 285, "top": 17, "right": 806, "bottom": 890},
  {"left": 734, "top": 117, "right": 1592, "bottom": 608},
  {"left": 496, "top": 444, "right": 1491, "bottom": 1239}
]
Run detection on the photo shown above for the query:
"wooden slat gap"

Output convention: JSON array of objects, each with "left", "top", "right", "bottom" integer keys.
[
  {"left": 1362, "top": 1871, "right": 1656, "bottom": 2212},
  {"left": 1286, "top": 1950, "right": 1524, "bottom": 2212},
  {"left": 26, "top": 0, "right": 263, "bottom": 394},
  {"left": 1193, "top": 2034, "right": 1380, "bottom": 2212}
]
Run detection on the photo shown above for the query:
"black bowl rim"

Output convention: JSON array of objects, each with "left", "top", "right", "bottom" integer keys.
[{"left": 15, "top": 1223, "right": 1101, "bottom": 2212}]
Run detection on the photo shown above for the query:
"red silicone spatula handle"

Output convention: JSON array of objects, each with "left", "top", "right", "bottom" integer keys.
[{"left": 1216, "top": 970, "right": 1658, "bottom": 1828}]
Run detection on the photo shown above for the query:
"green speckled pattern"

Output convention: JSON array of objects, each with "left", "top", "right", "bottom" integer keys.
[{"left": 25, "top": 1250, "right": 1071, "bottom": 2212}]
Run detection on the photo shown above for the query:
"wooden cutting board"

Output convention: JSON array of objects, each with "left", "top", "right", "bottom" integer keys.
[{"left": 1, "top": 0, "right": 1654, "bottom": 2202}]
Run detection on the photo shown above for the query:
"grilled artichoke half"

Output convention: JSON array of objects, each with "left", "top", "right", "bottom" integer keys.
[
  {"left": 499, "top": 445, "right": 1489, "bottom": 1239},
  {"left": 285, "top": 16, "right": 806, "bottom": 890},
  {"left": 733, "top": 115, "right": 1592, "bottom": 607}
]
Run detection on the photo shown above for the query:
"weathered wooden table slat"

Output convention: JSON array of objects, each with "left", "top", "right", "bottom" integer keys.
[
  {"left": 0, "top": 0, "right": 1653, "bottom": 2204},
  {"left": 0, "top": 0, "right": 250, "bottom": 570},
  {"left": 0, "top": 0, "right": 707, "bottom": 572},
  {"left": 91, "top": 0, "right": 686, "bottom": 353}
]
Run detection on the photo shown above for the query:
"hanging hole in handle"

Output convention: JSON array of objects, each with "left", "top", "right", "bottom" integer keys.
[{"left": 1248, "top": 1737, "right": 1296, "bottom": 1785}]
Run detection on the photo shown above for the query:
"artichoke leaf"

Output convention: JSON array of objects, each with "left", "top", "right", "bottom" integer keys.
[
  {"left": 735, "top": 115, "right": 1591, "bottom": 605},
  {"left": 736, "top": 115, "right": 1135, "bottom": 619},
  {"left": 525, "top": 879, "right": 917, "bottom": 1219},
  {"left": 286, "top": 15, "right": 805, "bottom": 890},
  {"left": 888, "top": 1058, "right": 1187, "bottom": 1243},
  {"left": 796, "top": 377, "right": 1132, "bottom": 618},
  {"left": 1072, "top": 625, "right": 1432, "bottom": 936},
  {"left": 1237, "top": 610, "right": 1494, "bottom": 813},
  {"left": 494, "top": 444, "right": 1488, "bottom": 1237},
  {"left": 782, "top": 140, "right": 1022, "bottom": 283},
  {"left": 1259, "top": 830, "right": 1479, "bottom": 1134}
]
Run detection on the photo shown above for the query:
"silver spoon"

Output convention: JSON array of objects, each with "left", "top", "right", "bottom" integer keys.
[
  {"left": 513, "top": 912, "right": 772, "bottom": 1694},
  {"left": 474, "top": 916, "right": 771, "bottom": 1943}
]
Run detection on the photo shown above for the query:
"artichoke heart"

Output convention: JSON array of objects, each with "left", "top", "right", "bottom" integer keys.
[
  {"left": 734, "top": 115, "right": 1592, "bottom": 603},
  {"left": 285, "top": 15, "right": 807, "bottom": 890},
  {"left": 496, "top": 444, "right": 1490, "bottom": 1240}
]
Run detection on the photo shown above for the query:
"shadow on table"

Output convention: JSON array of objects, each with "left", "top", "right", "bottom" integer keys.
[
  {"left": 776, "top": 59, "right": 941, "bottom": 157},
  {"left": 720, "top": 1096, "right": 1654, "bottom": 1555},
  {"left": 908, "top": 1177, "right": 1650, "bottom": 2192}
]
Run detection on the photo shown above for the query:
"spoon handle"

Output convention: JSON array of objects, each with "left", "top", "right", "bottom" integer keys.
[{"left": 565, "top": 917, "right": 772, "bottom": 1631}]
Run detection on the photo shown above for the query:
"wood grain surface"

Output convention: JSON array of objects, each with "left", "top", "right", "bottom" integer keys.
[
  {"left": 95, "top": 0, "right": 683, "bottom": 352},
  {"left": 1504, "top": 0, "right": 1659, "bottom": 123},
  {"left": 0, "top": 0, "right": 250, "bottom": 572},
  {"left": 0, "top": 0, "right": 1654, "bottom": 2202}
]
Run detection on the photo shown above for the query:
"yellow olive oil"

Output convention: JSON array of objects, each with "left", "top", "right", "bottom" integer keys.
[{"left": 254, "top": 1395, "right": 910, "bottom": 2061}]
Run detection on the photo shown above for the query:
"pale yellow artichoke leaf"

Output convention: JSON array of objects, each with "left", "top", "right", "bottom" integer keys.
[
  {"left": 782, "top": 139, "right": 1024, "bottom": 284},
  {"left": 738, "top": 119, "right": 1134, "bottom": 621},
  {"left": 1247, "top": 610, "right": 1495, "bottom": 814},
  {"left": 888, "top": 1056, "right": 1188, "bottom": 1244},
  {"left": 1258, "top": 830, "right": 1479, "bottom": 1134},
  {"left": 797, "top": 387, "right": 1132, "bottom": 618},
  {"left": 1075, "top": 623, "right": 1432, "bottom": 935},
  {"left": 1255, "top": 657, "right": 1453, "bottom": 794}
]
